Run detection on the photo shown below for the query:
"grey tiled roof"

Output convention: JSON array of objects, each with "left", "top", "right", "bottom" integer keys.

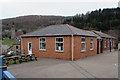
[
  {"left": 21, "top": 24, "right": 98, "bottom": 37},
  {"left": 93, "top": 31, "right": 115, "bottom": 39},
  {"left": 67, "top": 25, "right": 99, "bottom": 37}
]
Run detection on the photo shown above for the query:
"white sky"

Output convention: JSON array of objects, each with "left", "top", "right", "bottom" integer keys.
[{"left": 0, "top": 0, "right": 119, "bottom": 19}]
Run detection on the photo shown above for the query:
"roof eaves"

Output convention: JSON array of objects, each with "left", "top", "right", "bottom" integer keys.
[{"left": 93, "top": 31, "right": 115, "bottom": 39}]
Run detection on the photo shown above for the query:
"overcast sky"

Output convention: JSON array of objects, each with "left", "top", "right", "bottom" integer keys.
[{"left": 0, "top": 0, "right": 119, "bottom": 19}]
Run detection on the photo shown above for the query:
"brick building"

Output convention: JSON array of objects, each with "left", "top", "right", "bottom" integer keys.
[
  {"left": 92, "top": 31, "right": 115, "bottom": 54},
  {"left": 21, "top": 24, "right": 115, "bottom": 60}
]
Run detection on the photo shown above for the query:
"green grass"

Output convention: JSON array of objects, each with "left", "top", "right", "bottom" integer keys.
[{"left": 0, "top": 40, "right": 14, "bottom": 46}]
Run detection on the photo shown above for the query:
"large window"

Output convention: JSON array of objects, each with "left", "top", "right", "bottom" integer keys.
[
  {"left": 55, "top": 37, "right": 64, "bottom": 52},
  {"left": 39, "top": 37, "right": 46, "bottom": 50},
  {"left": 90, "top": 38, "right": 94, "bottom": 50},
  {"left": 81, "top": 37, "right": 86, "bottom": 52}
]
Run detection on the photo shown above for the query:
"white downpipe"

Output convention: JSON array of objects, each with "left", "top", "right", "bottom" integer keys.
[{"left": 71, "top": 34, "right": 74, "bottom": 61}]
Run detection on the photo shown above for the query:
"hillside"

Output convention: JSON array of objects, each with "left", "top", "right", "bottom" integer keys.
[
  {"left": 1, "top": 15, "right": 66, "bottom": 39},
  {"left": 65, "top": 8, "right": 120, "bottom": 31},
  {"left": 63, "top": 7, "right": 120, "bottom": 42},
  {"left": 1, "top": 7, "right": 120, "bottom": 42},
  {"left": 2, "top": 15, "right": 66, "bottom": 32}
]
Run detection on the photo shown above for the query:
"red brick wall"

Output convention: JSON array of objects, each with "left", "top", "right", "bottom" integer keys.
[
  {"left": 74, "top": 36, "right": 97, "bottom": 60},
  {"left": 21, "top": 36, "right": 98, "bottom": 60},
  {"left": 21, "top": 36, "right": 72, "bottom": 60},
  {"left": 103, "top": 38, "right": 115, "bottom": 51}
]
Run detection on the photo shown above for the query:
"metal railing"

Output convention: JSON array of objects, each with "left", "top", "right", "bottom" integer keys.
[{"left": 0, "top": 56, "right": 16, "bottom": 80}]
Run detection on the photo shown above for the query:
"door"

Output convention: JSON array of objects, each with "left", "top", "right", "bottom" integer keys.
[
  {"left": 97, "top": 39, "right": 101, "bottom": 54},
  {"left": 99, "top": 40, "right": 101, "bottom": 53},
  {"left": 101, "top": 40, "right": 103, "bottom": 53},
  {"left": 97, "top": 40, "right": 99, "bottom": 54},
  {"left": 109, "top": 40, "right": 112, "bottom": 52},
  {"left": 28, "top": 42, "right": 32, "bottom": 55}
]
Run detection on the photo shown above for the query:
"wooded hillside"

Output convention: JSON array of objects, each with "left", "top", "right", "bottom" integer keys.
[
  {"left": 1, "top": 7, "right": 120, "bottom": 42},
  {"left": 63, "top": 7, "right": 120, "bottom": 42}
]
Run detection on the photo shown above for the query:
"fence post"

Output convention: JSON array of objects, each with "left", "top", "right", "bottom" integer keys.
[{"left": 0, "top": 56, "right": 7, "bottom": 80}]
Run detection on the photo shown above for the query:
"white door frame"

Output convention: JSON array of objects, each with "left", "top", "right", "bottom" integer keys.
[{"left": 28, "top": 42, "right": 32, "bottom": 55}]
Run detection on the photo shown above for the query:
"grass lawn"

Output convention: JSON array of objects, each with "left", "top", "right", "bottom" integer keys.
[{"left": 0, "top": 40, "right": 14, "bottom": 46}]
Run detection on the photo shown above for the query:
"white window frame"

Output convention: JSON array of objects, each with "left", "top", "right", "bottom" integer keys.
[
  {"left": 104, "top": 40, "right": 106, "bottom": 48},
  {"left": 90, "top": 38, "right": 94, "bottom": 50},
  {"left": 39, "top": 37, "right": 46, "bottom": 51},
  {"left": 81, "top": 37, "right": 86, "bottom": 52},
  {"left": 55, "top": 37, "right": 64, "bottom": 52}
]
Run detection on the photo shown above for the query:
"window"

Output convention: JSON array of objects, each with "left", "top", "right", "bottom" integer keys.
[
  {"left": 81, "top": 37, "right": 86, "bottom": 52},
  {"left": 39, "top": 37, "right": 46, "bottom": 50},
  {"left": 16, "top": 46, "right": 18, "bottom": 49},
  {"left": 90, "top": 38, "right": 94, "bottom": 50},
  {"left": 55, "top": 37, "right": 64, "bottom": 52},
  {"left": 104, "top": 40, "right": 106, "bottom": 48}
]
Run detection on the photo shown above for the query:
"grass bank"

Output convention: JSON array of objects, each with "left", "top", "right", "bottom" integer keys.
[{"left": 0, "top": 40, "right": 14, "bottom": 46}]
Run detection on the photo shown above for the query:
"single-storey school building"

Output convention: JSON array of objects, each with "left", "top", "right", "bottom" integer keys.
[{"left": 20, "top": 24, "right": 115, "bottom": 60}]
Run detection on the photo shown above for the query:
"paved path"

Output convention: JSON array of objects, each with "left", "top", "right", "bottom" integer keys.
[{"left": 8, "top": 51, "right": 118, "bottom": 78}]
